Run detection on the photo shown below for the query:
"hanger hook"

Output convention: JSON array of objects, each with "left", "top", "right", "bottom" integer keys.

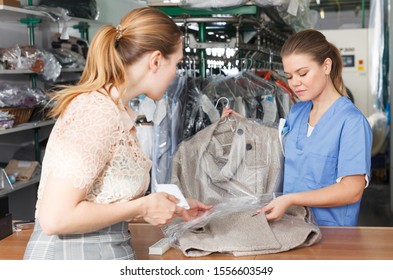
[{"left": 215, "top": 96, "right": 230, "bottom": 109}]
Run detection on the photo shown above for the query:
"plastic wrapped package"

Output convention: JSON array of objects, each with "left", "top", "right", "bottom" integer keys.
[
  {"left": 165, "top": 115, "right": 321, "bottom": 256},
  {"left": 0, "top": 45, "right": 44, "bottom": 72},
  {"left": 0, "top": 84, "right": 49, "bottom": 108},
  {"left": 0, "top": 111, "right": 14, "bottom": 129},
  {"left": 38, "top": 0, "right": 100, "bottom": 20},
  {"left": 0, "top": 45, "right": 61, "bottom": 81},
  {"left": 51, "top": 33, "right": 89, "bottom": 58},
  {"left": 273, "top": 0, "right": 316, "bottom": 32},
  {"left": 50, "top": 48, "right": 86, "bottom": 69},
  {"left": 40, "top": 50, "right": 62, "bottom": 82}
]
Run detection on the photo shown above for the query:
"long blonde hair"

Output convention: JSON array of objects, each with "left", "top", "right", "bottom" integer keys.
[{"left": 48, "top": 7, "right": 181, "bottom": 118}]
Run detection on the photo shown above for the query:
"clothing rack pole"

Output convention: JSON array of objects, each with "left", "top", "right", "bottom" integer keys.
[
  {"left": 198, "top": 22, "right": 207, "bottom": 79},
  {"left": 153, "top": 4, "right": 292, "bottom": 78}
]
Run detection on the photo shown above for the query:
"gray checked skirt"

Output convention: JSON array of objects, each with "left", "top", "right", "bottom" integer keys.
[{"left": 23, "top": 220, "right": 136, "bottom": 260}]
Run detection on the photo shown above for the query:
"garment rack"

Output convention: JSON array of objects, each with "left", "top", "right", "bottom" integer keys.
[{"left": 154, "top": 4, "right": 294, "bottom": 78}]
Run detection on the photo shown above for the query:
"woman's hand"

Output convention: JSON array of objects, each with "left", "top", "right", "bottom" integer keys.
[
  {"left": 221, "top": 107, "right": 244, "bottom": 119},
  {"left": 221, "top": 107, "right": 233, "bottom": 118},
  {"left": 258, "top": 194, "right": 293, "bottom": 222},
  {"left": 177, "top": 198, "right": 213, "bottom": 221},
  {"left": 141, "top": 192, "right": 180, "bottom": 227}
]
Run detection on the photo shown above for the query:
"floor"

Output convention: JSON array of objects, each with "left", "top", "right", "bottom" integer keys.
[{"left": 358, "top": 182, "right": 393, "bottom": 227}]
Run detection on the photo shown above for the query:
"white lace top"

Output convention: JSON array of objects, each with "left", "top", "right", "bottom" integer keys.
[{"left": 35, "top": 90, "right": 152, "bottom": 217}]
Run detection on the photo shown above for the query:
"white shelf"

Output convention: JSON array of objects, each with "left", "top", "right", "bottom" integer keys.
[
  {"left": 0, "top": 4, "right": 107, "bottom": 25},
  {"left": 0, "top": 68, "right": 84, "bottom": 74},
  {"left": 0, "top": 69, "right": 36, "bottom": 74},
  {"left": 0, "top": 4, "right": 43, "bottom": 17},
  {"left": 0, "top": 119, "right": 55, "bottom": 136}
]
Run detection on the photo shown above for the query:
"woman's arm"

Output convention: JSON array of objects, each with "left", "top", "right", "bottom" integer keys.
[
  {"left": 260, "top": 174, "right": 365, "bottom": 221},
  {"left": 38, "top": 173, "right": 184, "bottom": 235}
]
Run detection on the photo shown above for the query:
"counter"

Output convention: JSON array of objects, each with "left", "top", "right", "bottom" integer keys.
[{"left": 1, "top": 223, "right": 393, "bottom": 260}]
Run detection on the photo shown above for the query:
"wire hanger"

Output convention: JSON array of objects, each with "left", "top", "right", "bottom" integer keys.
[
  {"left": 215, "top": 96, "right": 236, "bottom": 134},
  {"left": 215, "top": 96, "right": 230, "bottom": 109}
]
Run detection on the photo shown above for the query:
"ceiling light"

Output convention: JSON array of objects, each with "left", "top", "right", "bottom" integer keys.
[{"left": 320, "top": 8, "right": 325, "bottom": 19}]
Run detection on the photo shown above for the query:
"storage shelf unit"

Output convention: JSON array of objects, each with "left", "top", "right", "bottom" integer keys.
[
  {"left": 0, "top": 2, "right": 103, "bottom": 219},
  {"left": 0, "top": 4, "right": 105, "bottom": 40}
]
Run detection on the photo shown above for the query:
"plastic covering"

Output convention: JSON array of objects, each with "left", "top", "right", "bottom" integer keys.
[
  {"left": 0, "top": 111, "right": 14, "bottom": 129},
  {"left": 0, "top": 84, "right": 49, "bottom": 108},
  {"left": 146, "top": 0, "right": 289, "bottom": 8},
  {"left": 133, "top": 70, "right": 293, "bottom": 192},
  {"left": 368, "top": 0, "right": 386, "bottom": 110},
  {"left": 183, "top": 0, "right": 248, "bottom": 8},
  {"left": 24, "top": 5, "right": 72, "bottom": 40},
  {"left": 366, "top": 0, "right": 390, "bottom": 156},
  {"left": 162, "top": 114, "right": 321, "bottom": 256},
  {"left": 0, "top": 45, "right": 62, "bottom": 82},
  {"left": 50, "top": 48, "right": 86, "bottom": 69},
  {"left": 38, "top": 0, "right": 100, "bottom": 20},
  {"left": 273, "top": 0, "right": 316, "bottom": 32},
  {"left": 144, "top": 0, "right": 315, "bottom": 30},
  {"left": 40, "top": 50, "right": 62, "bottom": 82},
  {"left": 201, "top": 71, "right": 292, "bottom": 128},
  {"left": 24, "top": 5, "right": 71, "bottom": 22}
]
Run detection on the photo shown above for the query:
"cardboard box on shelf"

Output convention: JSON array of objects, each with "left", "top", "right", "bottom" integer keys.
[
  {"left": 0, "top": 0, "right": 22, "bottom": 8},
  {"left": 5, "top": 159, "right": 39, "bottom": 182}
]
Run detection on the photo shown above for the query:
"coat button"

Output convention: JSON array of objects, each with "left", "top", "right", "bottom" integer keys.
[
  {"left": 237, "top": 128, "right": 244, "bottom": 135},
  {"left": 246, "top": 143, "right": 252, "bottom": 150}
]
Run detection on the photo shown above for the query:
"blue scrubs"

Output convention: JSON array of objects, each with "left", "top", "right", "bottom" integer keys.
[{"left": 283, "top": 96, "right": 372, "bottom": 226}]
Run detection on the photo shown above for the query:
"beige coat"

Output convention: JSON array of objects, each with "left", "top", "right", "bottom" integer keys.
[{"left": 169, "top": 116, "right": 321, "bottom": 256}]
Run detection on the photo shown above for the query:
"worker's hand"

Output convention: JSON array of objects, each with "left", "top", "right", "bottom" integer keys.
[
  {"left": 141, "top": 192, "right": 180, "bottom": 227},
  {"left": 221, "top": 107, "right": 233, "bottom": 118},
  {"left": 221, "top": 107, "right": 244, "bottom": 119},
  {"left": 177, "top": 198, "right": 213, "bottom": 221},
  {"left": 258, "top": 194, "right": 293, "bottom": 222}
]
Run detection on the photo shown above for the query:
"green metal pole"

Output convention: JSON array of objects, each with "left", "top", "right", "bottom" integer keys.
[
  {"left": 73, "top": 22, "right": 90, "bottom": 42},
  {"left": 20, "top": 17, "right": 41, "bottom": 89},
  {"left": 198, "top": 22, "right": 207, "bottom": 79},
  {"left": 26, "top": 0, "right": 40, "bottom": 161}
]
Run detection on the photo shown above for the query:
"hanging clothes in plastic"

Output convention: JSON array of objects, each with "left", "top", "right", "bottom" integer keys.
[
  {"left": 165, "top": 114, "right": 321, "bottom": 256},
  {"left": 171, "top": 114, "right": 283, "bottom": 203},
  {"left": 202, "top": 71, "right": 293, "bottom": 128}
]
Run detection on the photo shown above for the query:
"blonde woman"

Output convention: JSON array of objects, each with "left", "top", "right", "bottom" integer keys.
[{"left": 24, "top": 7, "right": 211, "bottom": 260}]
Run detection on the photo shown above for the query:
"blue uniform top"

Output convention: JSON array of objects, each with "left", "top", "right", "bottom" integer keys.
[{"left": 283, "top": 96, "right": 372, "bottom": 226}]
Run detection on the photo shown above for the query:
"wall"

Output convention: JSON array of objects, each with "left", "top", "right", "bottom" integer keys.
[{"left": 314, "top": 9, "right": 370, "bottom": 30}]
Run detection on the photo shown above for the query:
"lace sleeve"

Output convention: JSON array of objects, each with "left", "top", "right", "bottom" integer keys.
[{"left": 48, "top": 93, "right": 120, "bottom": 190}]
